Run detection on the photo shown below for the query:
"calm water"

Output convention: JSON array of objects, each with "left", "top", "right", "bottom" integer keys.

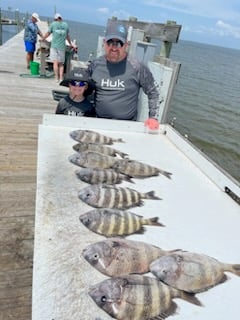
[
  {"left": 169, "top": 42, "right": 240, "bottom": 183},
  {"left": 2, "top": 17, "right": 239, "bottom": 183}
]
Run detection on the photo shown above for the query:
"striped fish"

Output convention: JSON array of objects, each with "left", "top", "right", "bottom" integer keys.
[
  {"left": 68, "top": 152, "right": 118, "bottom": 169},
  {"left": 150, "top": 251, "right": 240, "bottom": 293},
  {"left": 75, "top": 168, "right": 134, "bottom": 185},
  {"left": 69, "top": 129, "right": 124, "bottom": 144},
  {"left": 72, "top": 142, "right": 128, "bottom": 158},
  {"left": 78, "top": 184, "right": 161, "bottom": 209},
  {"left": 82, "top": 238, "right": 171, "bottom": 277},
  {"left": 89, "top": 274, "right": 202, "bottom": 320},
  {"left": 112, "top": 159, "right": 172, "bottom": 179},
  {"left": 79, "top": 208, "right": 165, "bottom": 236}
]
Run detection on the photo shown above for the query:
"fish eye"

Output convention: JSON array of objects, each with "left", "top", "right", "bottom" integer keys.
[
  {"left": 176, "top": 255, "right": 183, "bottom": 264},
  {"left": 161, "top": 269, "right": 168, "bottom": 275},
  {"left": 101, "top": 295, "right": 107, "bottom": 302},
  {"left": 84, "top": 217, "right": 91, "bottom": 226},
  {"left": 93, "top": 253, "right": 99, "bottom": 260}
]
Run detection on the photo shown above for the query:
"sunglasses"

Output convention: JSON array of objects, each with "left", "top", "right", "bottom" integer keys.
[
  {"left": 106, "top": 39, "right": 124, "bottom": 48},
  {"left": 69, "top": 80, "right": 87, "bottom": 87}
]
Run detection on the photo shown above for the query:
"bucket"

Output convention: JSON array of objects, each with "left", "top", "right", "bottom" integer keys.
[{"left": 30, "top": 61, "right": 40, "bottom": 75}]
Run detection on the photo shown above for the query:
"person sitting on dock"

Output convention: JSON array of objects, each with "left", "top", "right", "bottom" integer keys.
[
  {"left": 88, "top": 20, "right": 160, "bottom": 130},
  {"left": 56, "top": 67, "right": 96, "bottom": 117},
  {"left": 42, "top": 13, "right": 76, "bottom": 83},
  {"left": 23, "top": 13, "right": 43, "bottom": 70}
]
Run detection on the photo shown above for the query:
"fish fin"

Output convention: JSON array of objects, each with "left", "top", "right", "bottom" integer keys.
[
  {"left": 159, "top": 170, "right": 172, "bottom": 179},
  {"left": 102, "top": 184, "right": 115, "bottom": 189},
  {"left": 123, "top": 174, "right": 135, "bottom": 184},
  {"left": 134, "top": 227, "right": 145, "bottom": 235},
  {"left": 168, "top": 249, "right": 185, "bottom": 254},
  {"left": 111, "top": 240, "right": 124, "bottom": 248},
  {"left": 218, "top": 273, "right": 229, "bottom": 285},
  {"left": 130, "top": 174, "right": 159, "bottom": 179},
  {"left": 146, "top": 217, "right": 165, "bottom": 227},
  {"left": 118, "top": 151, "right": 129, "bottom": 158},
  {"left": 151, "top": 301, "right": 178, "bottom": 319},
  {"left": 138, "top": 200, "right": 145, "bottom": 207},
  {"left": 144, "top": 191, "right": 162, "bottom": 200},
  {"left": 229, "top": 264, "right": 240, "bottom": 276},
  {"left": 180, "top": 291, "right": 203, "bottom": 307}
]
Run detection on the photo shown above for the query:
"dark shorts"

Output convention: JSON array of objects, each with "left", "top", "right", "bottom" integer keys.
[{"left": 24, "top": 41, "right": 36, "bottom": 53}]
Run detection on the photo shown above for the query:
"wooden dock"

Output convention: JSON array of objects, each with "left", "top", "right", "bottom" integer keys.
[{"left": 0, "top": 22, "right": 65, "bottom": 320}]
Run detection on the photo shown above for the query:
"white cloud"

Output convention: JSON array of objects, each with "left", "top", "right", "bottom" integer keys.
[
  {"left": 182, "top": 19, "right": 240, "bottom": 40},
  {"left": 216, "top": 20, "right": 240, "bottom": 38},
  {"left": 143, "top": 0, "right": 240, "bottom": 22},
  {"left": 111, "top": 9, "right": 130, "bottom": 20},
  {"left": 97, "top": 7, "right": 110, "bottom": 14},
  {"left": 96, "top": 7, "right": 129, "bottom": 21}
]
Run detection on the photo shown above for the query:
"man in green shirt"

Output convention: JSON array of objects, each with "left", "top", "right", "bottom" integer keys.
[{"left": 43, "top": 13, "right": 75, "bottom": 82}]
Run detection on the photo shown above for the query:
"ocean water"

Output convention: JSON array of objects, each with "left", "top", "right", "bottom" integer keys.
[
  {"left": 169, "top": 42, "right": 240, "bottom": 183},
  {"left": 2, "top": 17, "right": 239, "bottom": 183}
]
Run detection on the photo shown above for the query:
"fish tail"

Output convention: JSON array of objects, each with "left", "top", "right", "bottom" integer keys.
[
  {"left": 229, "top": 264, "right": 240, "bottom": 276},
  {"left": 160, "top": 170, "right": 172, "bottom": 179},
  {"left": 145, "top": 217, "right": 165, "bottom": 227},
  {"left": 180, "top": 291, "right": 203, "bottom": 307},
  {"left": 115, "top": 138, "right": 125, "bottom": 143},
  {"left": 144, "top": 191, "right": 162, "bottom": 200}
]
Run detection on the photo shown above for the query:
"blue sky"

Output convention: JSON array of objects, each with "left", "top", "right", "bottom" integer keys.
[{"left": 2, "top": 0, "right": 240, "bottom": 50}]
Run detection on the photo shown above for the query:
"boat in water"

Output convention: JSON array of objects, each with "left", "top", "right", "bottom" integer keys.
[{"left": 32, "top": 18, "right": 240, "bottom": 320}]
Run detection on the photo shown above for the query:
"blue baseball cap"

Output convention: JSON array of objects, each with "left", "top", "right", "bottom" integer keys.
[{"left": 105, "top": 21, "right": 128, "bottom": 43}]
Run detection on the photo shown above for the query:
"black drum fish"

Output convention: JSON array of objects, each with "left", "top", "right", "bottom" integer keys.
[
  {"left": 75, "top": 168, "right": 134, "bottom": 185},
  {"left": 78, "top": 184, "right": 161, "bottom": 209},
  {"left": 82, "top": 238, "right": 173, "bottom": 277},
  {"left": 150, "top": 251, "right": 240, "bottom": 293},
  {"left": 79, "top": 208, "right": 165, "bottom": 237},
  {"left": 112, "top": 158, "right": 172, "bottom": 179},
  {"left": 69, "top": 152, "right": 118, "bottom": 169},
  {"left": 72, "top": 142, "right": 128, "bottom": 158},
  {"left": 69, "top": 129, "right": 124, "bottom": 144},
  {"left": 89, "top": 274, "right": 202, "bottom": 320}
]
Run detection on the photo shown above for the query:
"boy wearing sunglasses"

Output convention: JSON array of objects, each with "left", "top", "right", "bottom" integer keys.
[
  {"left": 56, "top": 68, "right": 96, "bottom": 117},
  {"left": 88, "top": 21, "right": 160, "bottom": 130}
]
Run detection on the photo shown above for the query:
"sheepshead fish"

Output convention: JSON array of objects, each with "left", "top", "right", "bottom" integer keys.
[
  {"left": 82, "top": 238, "right": 173, "bottom": 277},
  {"left": 89, "top": 274, "right": 202, "bottom": 320},
  {"left": 79, "top": 208, "right": 165, "bottom": 237},
  {"left": 78, "top": 184, "right": 161, "bottom": 209},
  {"left": 69, "top": 129, "right": 124, "bottom": 144},
  {"left": 68, "top": 152, "right": 118, "bottom": 169},
  {"left": 75, "top": 168, "right": 134, "bottom": 185},
  {"left": 72, "top": 142, "right": 128, "bottom": 158},
  {"left": 112, "top": 159, "right": 172, "bottom": 179},
  {"left": 150, "top": 251, "right": 240, "bottom": 293}
]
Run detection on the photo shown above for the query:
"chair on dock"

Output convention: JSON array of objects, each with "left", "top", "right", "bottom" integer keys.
[{"left": 51, "top": 90, "right": 68, "bottom": 101}]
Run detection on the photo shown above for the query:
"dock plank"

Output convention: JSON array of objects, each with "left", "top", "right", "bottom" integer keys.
[{"left": 0, "top": 22, "right": 59, "bottom": 320}]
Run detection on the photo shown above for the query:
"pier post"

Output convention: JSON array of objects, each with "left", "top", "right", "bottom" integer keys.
[
  {"left": 0, "top": 8, "right": 2, "bottom": 45},
  {"left": 159, "top": 21, "right": 176, "bottom": 58}
]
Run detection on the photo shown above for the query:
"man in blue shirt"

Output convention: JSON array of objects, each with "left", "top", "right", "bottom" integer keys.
[{"left": 24, "top": 13, "right": 43, "bottom": 69}]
